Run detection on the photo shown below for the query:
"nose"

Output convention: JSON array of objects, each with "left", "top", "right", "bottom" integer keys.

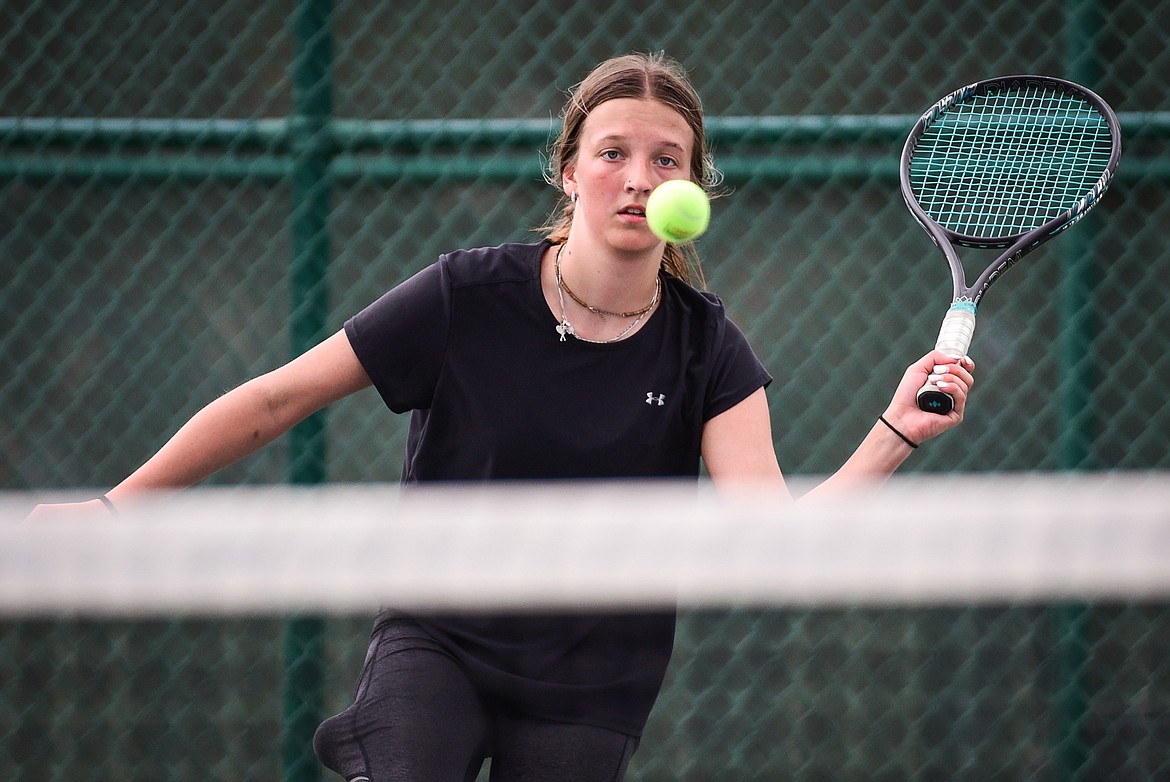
[{"left": 625, "top": 160, "right": 654, "bottom": 194}]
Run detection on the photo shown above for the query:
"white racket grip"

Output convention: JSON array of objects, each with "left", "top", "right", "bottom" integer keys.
[
  {"left": 934, "top": 302, "right": 977, "bottom": 358},
  {"left": 917, "top": 302, "right": 976, "bottom": 414}
]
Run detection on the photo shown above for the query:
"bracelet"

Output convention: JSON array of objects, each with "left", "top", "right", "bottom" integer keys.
[
  {"left": 879, "top": 415, "right": 919, "bottom": 449},
  {"left": 97, "top": 495, "right": 118, "bottom": 515}
]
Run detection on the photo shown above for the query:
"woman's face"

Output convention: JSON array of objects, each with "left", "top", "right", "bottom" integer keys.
[{"left": 564, "top": 97, "right": 695, "bottom": 253}]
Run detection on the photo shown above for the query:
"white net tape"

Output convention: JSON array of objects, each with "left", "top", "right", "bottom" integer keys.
[{"left": 4, "top": 472, "right": 1169, "bottom": 616}]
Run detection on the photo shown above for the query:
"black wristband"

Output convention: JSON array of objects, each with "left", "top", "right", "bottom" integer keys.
[
  {"left": 98, "top": 495, "right": 117, "bottom": 515},
  {"left": 879, "top": 415, "right": 919, "bottom": 449}
]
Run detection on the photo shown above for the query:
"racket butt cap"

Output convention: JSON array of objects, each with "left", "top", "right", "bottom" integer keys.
[{"left": 917, "top": 388, "right": 956, "bottom": 415}]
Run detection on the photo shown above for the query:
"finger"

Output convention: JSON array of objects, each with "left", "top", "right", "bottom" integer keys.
[
  {"left": 925, "top": 350, "right": 969, "bottom": 368},
  {"left": 923, "top": 352, "right": 975, "bottom": 384},
  {"left": 929, "top": 361, "right": 974, "bottom": 391}
]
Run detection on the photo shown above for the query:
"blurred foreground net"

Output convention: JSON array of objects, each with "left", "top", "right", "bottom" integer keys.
[{"left": 3, "top": 473, "right": 1169, "bottom": 780}]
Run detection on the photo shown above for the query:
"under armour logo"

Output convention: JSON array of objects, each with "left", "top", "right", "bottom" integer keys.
[{"left": 646, "top": 393, "right": 666, "bottom": 406}]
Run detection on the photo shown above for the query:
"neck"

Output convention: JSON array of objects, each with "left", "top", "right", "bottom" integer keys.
[{"left": 556, "top": 241, "right": 661, "bottom": 314}]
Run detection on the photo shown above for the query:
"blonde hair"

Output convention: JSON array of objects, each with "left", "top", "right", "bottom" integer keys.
[{"left": 542, "top": 52, "right": 720, "bottom": 288}]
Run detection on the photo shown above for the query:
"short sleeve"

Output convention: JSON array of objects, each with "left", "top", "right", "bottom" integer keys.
[
  {"left": 343, "top": 261, "right": 450, "bottom": 413},
  {"left": 702, "top": 314, "right": 772, "bottom": 421}
]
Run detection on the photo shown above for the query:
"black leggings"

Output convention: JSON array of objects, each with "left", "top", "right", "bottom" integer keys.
[{"left": 313, "top": 620, "right": 639, "bottom": 782}]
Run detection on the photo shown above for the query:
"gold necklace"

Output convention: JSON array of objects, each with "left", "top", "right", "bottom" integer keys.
[
  {"left": 555, "top": 245, "right": 659, "bottom": 318},
  {"left": 554, "top": 245, "right": 660, "bottom": 343}
]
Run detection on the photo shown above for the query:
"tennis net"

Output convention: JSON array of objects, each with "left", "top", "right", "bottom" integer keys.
[
  {"left": 5, "top": 473, "right": 1170, "bottom": 615},
  {"left": 3, "top": 472, "right": 1169, "bottom": 780}
]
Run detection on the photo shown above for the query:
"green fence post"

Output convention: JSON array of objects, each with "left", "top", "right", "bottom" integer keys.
[
  {"left": 1055, "top": 1, "right": 1104, "bottom": 779},
  {"left": 282, "top": 0, "right": 333, "bottom": 781}
]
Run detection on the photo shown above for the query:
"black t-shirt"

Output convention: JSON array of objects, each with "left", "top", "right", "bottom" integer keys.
[{"left": 344, "top": 240, "right": 771, "bottom": 735}]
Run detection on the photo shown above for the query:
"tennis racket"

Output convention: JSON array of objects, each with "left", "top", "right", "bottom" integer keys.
[{"left": 901, "top": 75, "right": 1122, "bottom": 414}]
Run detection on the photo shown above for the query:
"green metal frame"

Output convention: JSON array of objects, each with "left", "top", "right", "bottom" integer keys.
[
  {"left": 1, "top": 113, "right": 1166, "bottom": 186},
  {"left": 5, "top": 113, "right": 1165, "bottom": 782},
  {"left": 4, "top": 3, "right": 1166, "bottom": 779},
  {"left": 282, "top": 1, "right": 333, "bottom": 781},
  {"left": 1055, "top": 2, "right": 1105, "bottom": 780}
]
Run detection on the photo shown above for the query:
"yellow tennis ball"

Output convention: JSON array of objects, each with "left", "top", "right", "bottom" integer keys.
[{"left": 646, "top": 180, "right": 710, "bottom": 244}]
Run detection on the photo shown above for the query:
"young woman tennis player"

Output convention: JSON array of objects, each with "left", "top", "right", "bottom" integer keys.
[{"left": 29, "top": 53, "right": 974, "bottom": 781}]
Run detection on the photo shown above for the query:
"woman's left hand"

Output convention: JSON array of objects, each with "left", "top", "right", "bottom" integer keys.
[{"left": 882, "top": 351, "right": 976, "bottom": 446}]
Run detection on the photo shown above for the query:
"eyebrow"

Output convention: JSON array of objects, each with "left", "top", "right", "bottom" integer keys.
[{"left": 594, "top": 134, "right": 687, "bottom": 152}]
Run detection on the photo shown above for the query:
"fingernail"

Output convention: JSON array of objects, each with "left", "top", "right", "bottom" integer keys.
[
  {"left": 936, "top": 381, "right": 951, "bottom": 390},
  {"left": 928, "top": 374, "right": 942, "bottom": 384},
  {"left": 933, "top": 364, "right": 950, "bottom": 374}
]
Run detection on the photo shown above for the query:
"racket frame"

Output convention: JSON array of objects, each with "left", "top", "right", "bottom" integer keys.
[{"left": 900, "top": 74, "right": 1122, "bottom": 414}]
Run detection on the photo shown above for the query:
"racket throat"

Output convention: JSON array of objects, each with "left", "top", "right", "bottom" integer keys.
[{"left": 917, "top": 302, "right": 977, "bottom": 415}]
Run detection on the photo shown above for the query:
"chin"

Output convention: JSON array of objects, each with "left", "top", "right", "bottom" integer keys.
[{"left": 608, "top": 231, "right": 660, "bottom": 255}]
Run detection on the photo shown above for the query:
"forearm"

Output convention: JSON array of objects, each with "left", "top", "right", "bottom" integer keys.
[
  {"left": 107, "top": 376, "right": 300, "bottom": 500},
  {"left": 801, "top": 419, "right": 915, "bottom": 500},
  {"left": 27, "top": 331, "right": 370, "bottom": 522},
  {"left": 802, "top": 352, "right": 974, "bottom": 501}
]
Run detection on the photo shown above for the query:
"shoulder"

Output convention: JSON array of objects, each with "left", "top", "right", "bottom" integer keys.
[
  {"left": 662, "top": 274, "right": 733, "bottom": 333},
  {"left": 438, "top": 241, "right": 548, "bottom": 288},
  {"left": 662, "top": 278, "right": 772, "bottom": 415},
  {"left": 662, "top": 275, "right": 763, "bottom": 374}
]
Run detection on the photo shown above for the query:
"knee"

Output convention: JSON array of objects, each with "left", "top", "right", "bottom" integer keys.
[{"left": 313, "top": 707, "right": 354, "bottom": 774}]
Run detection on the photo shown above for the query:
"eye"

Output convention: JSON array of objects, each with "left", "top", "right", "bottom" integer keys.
[
  {"left": 600, "top": 149, "right": 623, "bottom": 161},
  {"left": 656, "top": 155, "right": 679, "bottom": 168}
]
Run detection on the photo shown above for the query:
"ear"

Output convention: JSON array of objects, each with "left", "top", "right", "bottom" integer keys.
[{"left": 562, "top": 165, "right": 577, "bottom": 199}]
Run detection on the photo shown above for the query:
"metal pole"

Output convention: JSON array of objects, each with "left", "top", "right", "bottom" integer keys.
[
  {"left": 1055, "top": 2, "right": 1104, "bottom": 779},
  {"left": 3, "top": 114, "right": 1166, "bottom": 185},
  {"left": 282, "top": 0, "right": 333, "bottom": 780}
]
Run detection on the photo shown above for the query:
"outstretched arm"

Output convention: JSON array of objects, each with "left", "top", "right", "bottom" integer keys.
[
  {"left": 701, "top": 351, "right": 974, "bottom": 498},
  {"left": 27, "top": 330, "right": 370, "bottom": 520},
  {"left": 806, "top": 351, "right": 974, "bottom": 494}
]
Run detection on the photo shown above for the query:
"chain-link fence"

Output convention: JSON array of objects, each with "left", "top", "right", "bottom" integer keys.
[{"left": 3, "top": 0, "right": 1168, "bottom": 779}]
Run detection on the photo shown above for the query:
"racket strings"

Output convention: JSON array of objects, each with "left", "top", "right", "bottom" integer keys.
[{"left": 909, "top": 85, "right": 1114, "bottom": 240}]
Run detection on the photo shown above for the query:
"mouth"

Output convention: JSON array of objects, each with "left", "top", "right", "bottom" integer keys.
[{"left": 618, "top": 205, "right": 646, "bottom": 219}]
